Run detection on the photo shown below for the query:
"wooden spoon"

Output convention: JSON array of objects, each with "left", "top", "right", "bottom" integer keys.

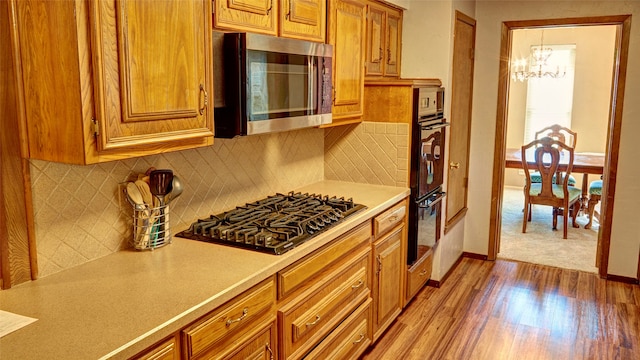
[{"left": 134, "top": 179, "right": 154, "bottom": 207}]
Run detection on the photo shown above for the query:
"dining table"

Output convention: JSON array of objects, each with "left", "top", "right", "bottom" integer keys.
[{"left": 504, "top": 147, "right": 605, "bottom": 216}]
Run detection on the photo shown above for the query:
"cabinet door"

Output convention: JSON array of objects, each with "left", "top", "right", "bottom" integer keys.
[
  {"left": 91, "top": 0, "right": 213, "bottom": 152},
  {"left": 279, "top": 0, "right": 326, "bottom": 42},
  {"left": 365, "top": 4, "right": 385, "bottom": 77},
  {"left": 214, "top": 0, "right": 277, "bottom": 35},
  {"left": 446, "top": 12, "right": 476, "bottom": 228},
  {"left": 384, "top": 8, "right": 401, "bottom": 77},
  {"left": 327, "top": 0, "right": 366, "bottom": 122},
  {"left": 372, "top": 225, "right": 404, "bottom": 341}
]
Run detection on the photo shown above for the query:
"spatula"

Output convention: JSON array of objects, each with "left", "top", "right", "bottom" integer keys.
[{"left": 149, "top": 169, "right": 173, "bottom": 245}]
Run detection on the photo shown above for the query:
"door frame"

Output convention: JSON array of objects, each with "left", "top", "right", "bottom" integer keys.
[{"left": 487, "top": 15, "right": 631, "bottom": 279}]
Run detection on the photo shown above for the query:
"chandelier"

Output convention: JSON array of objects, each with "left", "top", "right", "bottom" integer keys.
[{"left": 511, "top": 30, "right": 566, "bottom": 82}]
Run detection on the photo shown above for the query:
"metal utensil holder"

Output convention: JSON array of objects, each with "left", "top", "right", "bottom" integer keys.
[{"left": 132, "top": 204, "right": 170, "bottom": 250}]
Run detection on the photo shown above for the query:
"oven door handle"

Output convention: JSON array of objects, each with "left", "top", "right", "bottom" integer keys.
[
  {"left": 420, "top": 122, "right": 450, "bottom": 130},
  {"left": 417, "top": 191, "right": 446, "bottom": 208}
]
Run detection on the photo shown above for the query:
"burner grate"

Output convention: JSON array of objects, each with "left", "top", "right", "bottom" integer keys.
[{"left": 176, "top": 192, "right": 366, "bottom": 254}]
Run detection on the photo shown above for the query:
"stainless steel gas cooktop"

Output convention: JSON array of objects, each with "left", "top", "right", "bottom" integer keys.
[{"left": 175, "top": 192, "right": 366, "bottom": 254}]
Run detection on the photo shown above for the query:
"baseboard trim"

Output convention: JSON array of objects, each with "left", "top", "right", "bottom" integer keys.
[
  {"left": 605, "top": 274, "right": 639, "bottom": 284},
  {"left": 427, "top": 253, "right": 464, "bottom": 288},
  {"left": 462, "top": 252, "right": 488, "bottom": 260}
]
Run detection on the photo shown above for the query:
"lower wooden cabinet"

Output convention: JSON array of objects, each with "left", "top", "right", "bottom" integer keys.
[
  {"left": 204, "top": 320, "right": 277, "bottom": 360},
  {"left": 277, "top": 247, "right": 371, "bottom": 359},
  {"left": 132, "top": 335, "right": 180, "bottom": 360},
  {"left": 372, "top": 224, "right": 404, "bottom": 341},
  {"left": 406, "top": 248, "right": 433, "bottom": 304},
  {"left": 132, "top": 197, "right": 414, "bottom": 360},
  {"left": 182, "top": 277, "right": 276, "bottom": 359},
  {"left": 303, "top": 298, "right": 372, "bottom": 359}
]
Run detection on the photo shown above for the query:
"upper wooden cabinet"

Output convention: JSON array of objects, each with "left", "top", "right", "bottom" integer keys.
[
  {"left": 14, "top": 0, "right": 214, "bottom": 164},
  {"left": 326, "top": 0, "right": 367, "bottom": 124},
  {"left": 280, "top": 0, "right": 326, "bottom": 41},
  {"left": 365, "top": 0, "right": 402, "bottom": 78},
  {"left": 214, "top": 0, "right": 278, "bottom": 35},
  {"left": 213, "top": 0, "right": 326, "bottom": 42}
]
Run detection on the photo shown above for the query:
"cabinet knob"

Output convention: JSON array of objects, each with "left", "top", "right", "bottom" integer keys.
[{"left": 449, "top": 162, "right": 460, "bottom": 169}]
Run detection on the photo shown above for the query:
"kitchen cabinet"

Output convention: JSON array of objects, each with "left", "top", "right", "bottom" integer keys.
[
  {"left": 132, "top": 335, "right": 180, "bottom": 360},
  {"left": 213, "top": 0, "right": 326, "bottom": 42},
  {"left": 371, "top": 199, "right": 407, "bottom": 341},
  {"left": 325, "top": 0, "right": 367, "bottom": 126},
  {"left": 182, "top": 277, "right": 276, "bottom": 359},
  {"left": 364, "top": 0, "right": 402, "bottom": 78},
  {"left": 213, "top": 0, "right": 277, "bottom": 35},
  {"left": 277, "top": 221, "right": 372, "bottom": 359},
  {"left": 280, "top": 0, "right": 326, "bottom": 42},
  {"left": 13, "top": 0, "right": 214, "bottom": 165},
  {"left": 303, "top": 299, "right": 372, "bottom": 359}
]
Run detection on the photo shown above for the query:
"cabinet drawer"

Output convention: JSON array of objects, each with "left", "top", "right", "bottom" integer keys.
[
  {"left": 406, "top": 250, "right": 433, "bottom": 302},
  {"left": 133, "top": 335, "right": 179, "bottom": 360},
  {"left": 304, "top": 298, "right": 372, "bottom": 360},
  {"left": 278, "top": 222, "right": 371, "bottom": 299},
  {"left": 278, "top": 248, "right": 370, "bottom": 359},
  {"left": 183, "top": 277, "right": 276, "bottom": 358},
  {"left": 196, "top": 319, "right": 277, "bottom": 360},
  {"left": 374, "top": 200, "right": 406, "bottom": 238}
]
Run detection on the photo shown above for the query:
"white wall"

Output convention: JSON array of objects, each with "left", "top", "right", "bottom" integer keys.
[
  {"left": 505, "top": 25, "right": 616, "bottom": 187},
  {"left": 400, "top": 0, "right": 476, "bottom": 280},
  {"left": 470, "top": 0, "right": 640, "bottom": 278}
]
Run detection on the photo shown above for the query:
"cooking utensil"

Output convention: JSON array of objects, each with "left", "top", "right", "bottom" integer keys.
[
  {"left": 149, "top": 169, "right": 173, "bottom": 246},
  {"left": 166, "top": 175, "right": 183, "bottom": 204},
  {"left": 126, "top": 182, "right": 151, "bottom": 248},
  {"left": 149, "top": 169, "right": 173, "bottom": 205},
  {"left": 134, "top": 179, "right": 154, "bottom": 207}
]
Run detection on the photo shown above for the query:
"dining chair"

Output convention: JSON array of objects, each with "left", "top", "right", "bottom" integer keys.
[
  {"left": 522, "top": 136, "right": 582, "bottom": 239},
  {"left": 530, "top": 124, "right": 578, "bottom": 186},
  {"left": 585, "top": 179, "right": 603, "bottom": 229}
]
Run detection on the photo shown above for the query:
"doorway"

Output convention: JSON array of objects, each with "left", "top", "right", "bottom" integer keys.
[
  {"left": 498, "top": 25, "right": 615, "bottom": 273},
  {"left": 487, "top": 15, "right": 631, "bottom": 278}
]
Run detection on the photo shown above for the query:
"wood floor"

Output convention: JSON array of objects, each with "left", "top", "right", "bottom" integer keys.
[{"left": 362, "top": 258, "right": 640, "bottom": 360}]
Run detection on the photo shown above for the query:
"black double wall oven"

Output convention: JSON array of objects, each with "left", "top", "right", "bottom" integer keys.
[{"left": 408, "top": 86, "right": 447, "bottom": 266}]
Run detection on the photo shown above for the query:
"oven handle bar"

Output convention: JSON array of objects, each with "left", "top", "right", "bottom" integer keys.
[
  {"left": 420, "top": 122, "right": 450, "bottom": 131},
  {"left": 416, "top": 191, "right": 446, "bottom": 208}
]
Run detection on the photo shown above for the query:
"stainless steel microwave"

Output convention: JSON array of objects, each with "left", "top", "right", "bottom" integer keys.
[{"left": 213, "top": 32, "right": 333, "bottom": 138}]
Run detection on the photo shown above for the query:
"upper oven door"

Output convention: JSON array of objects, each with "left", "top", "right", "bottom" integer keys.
[{"left": 417, "top": 124, "right": 446, "bottom": 200}]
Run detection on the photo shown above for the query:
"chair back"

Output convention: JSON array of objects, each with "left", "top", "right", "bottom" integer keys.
[
  {"left": 534, "top": 124, "right": 577, "bottom": 148},
  {"left": 522, "top": 136, "right": 575, "bottom": 201}
]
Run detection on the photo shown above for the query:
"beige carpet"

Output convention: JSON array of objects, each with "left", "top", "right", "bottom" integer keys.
[{"left": 498, "top": 186, "right": 599, "bottom": 273}]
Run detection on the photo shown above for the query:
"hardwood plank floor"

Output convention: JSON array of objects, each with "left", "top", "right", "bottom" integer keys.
[{"left": 362, "top": 258, "right": 640, "bottom": 360}]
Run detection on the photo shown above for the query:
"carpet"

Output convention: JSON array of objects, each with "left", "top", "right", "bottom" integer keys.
[{"left": 498, "top": 186, "right": 599, "bottom": 273}]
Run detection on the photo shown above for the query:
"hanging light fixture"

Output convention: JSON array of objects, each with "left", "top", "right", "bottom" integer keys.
[{"left": 511, "top": 30, "right": 566, "bottom": 82}]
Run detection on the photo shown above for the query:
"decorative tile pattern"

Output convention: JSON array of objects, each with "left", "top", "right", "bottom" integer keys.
[
  {"left": 324, "top": 122, "right": 410, "bottom": 187},
  {"left": 30, "top": 128, "right": 324, "bottom": 277}
]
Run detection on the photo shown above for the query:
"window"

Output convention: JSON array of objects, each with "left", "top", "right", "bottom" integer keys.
[{"left": 523, "top": 45, "right": 577, "bottom": 144}]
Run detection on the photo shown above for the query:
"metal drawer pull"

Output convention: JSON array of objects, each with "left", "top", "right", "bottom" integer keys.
[
  {"left": 351, "top": 280, "right": 364, "bottom": 289},
  {"left": 306, "top": 315, "right": 321, "bottom": 327},
  {"left": 199, "top": 84, "right": 208, "bottom": 115},
  {"left": 266, "top": 343, "right": 274, "bottom": 360},
  {"left": 225, "top": 308, "right": 248, "bottom": 327},
  {"left": 387, "top": 214, "right": 398, "bottom": 222},
  {"left": 419, "top": 269, "right": 428, "bottom": 276},
  {"left": 353, "top": 333, "right": 365, "bottom": 344}
]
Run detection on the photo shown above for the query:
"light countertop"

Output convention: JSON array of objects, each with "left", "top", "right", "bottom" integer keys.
[{"left": 0, "top": 180, "right": 409, "bottom": 359}]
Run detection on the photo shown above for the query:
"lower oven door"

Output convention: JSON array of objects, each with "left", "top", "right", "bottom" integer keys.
[{"left": 408, "top": 190, "right": 445, "bottom": 265}]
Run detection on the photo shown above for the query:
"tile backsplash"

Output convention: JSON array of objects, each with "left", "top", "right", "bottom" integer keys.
[
  {"left": 30, "top": 128, "right": 324, "bottom": 277},
  {"left": 324, "top": 122, "right": 409, "bottom": 187}
]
